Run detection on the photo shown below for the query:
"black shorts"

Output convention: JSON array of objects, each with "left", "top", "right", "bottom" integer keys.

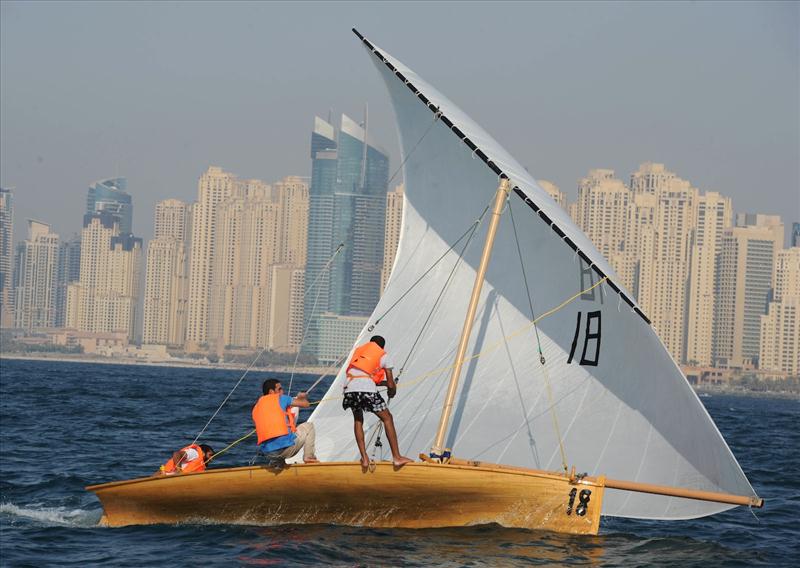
[{"left": 343, "top": 391, "right": 388, "bottom": 414}]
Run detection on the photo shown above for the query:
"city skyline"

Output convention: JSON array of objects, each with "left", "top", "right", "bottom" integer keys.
[{"left": 1, "top": 2, "right": 797, "bottom": 246}]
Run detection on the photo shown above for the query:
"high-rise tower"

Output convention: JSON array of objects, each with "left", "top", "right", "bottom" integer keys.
[
  {"left": 713, "top": 215, "right": 783, "bottom": 368},
  {"left": 631, "top": 163, "right": 698, "bottom": 363},
  {"left": 0, "top": 187, "right": 13, "bottom": 328},
  {"left": 760, "top": 247, "right": 800, "bottom": 375},
  {"left": 143, "top": 199, "right": 191, "bottom": 345},
  {"left": 685, "top": 192, "right": 732, "bottom": 365},
  {"left": 66, "top": 211, "right": 142, "bottom": 340},
  {"left": 185, "top": 167, "right": 238, "bottom": 346},
  {"left": 13, "top": 220, "right": 60, "bottom": 329},
  {"left": 87, "top": 178, "right": 133, "bottom": 235},
  {"left": 381, "top": 184, "right": 404, "bottom": 293},
  {"left": 304, "top": 113, "right": 390, "bottom": 360}
]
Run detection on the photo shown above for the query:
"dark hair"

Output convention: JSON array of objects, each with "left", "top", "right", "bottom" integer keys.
[
  {"left": 262, "top": 378, "right": 281, "bottom": 395},
  {"left": 199, "top": 444, "right": 214, "bottom": 459},
  {"left": 370, "top": 335, "right": 385, "bottom": 348}
]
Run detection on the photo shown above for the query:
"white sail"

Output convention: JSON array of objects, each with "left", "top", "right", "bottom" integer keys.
[{"left": 306, "top": 31, "right": 757, "bottom": 520}]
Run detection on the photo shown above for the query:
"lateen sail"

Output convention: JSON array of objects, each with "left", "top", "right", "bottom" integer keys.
[{"left": 307, "top": 32, "right": 758, "bottom": 520}]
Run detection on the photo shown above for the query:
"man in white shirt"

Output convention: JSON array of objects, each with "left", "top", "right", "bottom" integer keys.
[{"left": 343, "top": 335, "right": 413, "bottom": 469}]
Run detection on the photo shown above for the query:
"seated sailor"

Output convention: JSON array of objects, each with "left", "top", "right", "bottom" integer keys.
[
  {"left": 157, "top": 443, "right": 214, "bottom": 476},
  {"left": 252, "top": 379, "right": 318, "bottom": 464}
]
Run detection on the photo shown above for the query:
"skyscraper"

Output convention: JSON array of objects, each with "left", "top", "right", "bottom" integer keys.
[
  {"left": 537, "top": 180, "right": 567, "bottom": 210},
  {"left": 0, "top": 187, "right": 13, "bottom": 328},
  {"left": 631, "top": 164, "right": 697, "bottom": 363},
  {"left": 87, "top": 178, "right": 133, "bottom": 235},
  {"left": 208, "top": 182, "right": 280, "bottom": 349},
  {"left": 13, "top": 220, "right": 59, "bottom": 329},
  {"left": 792, "top": 222, "right": 800, "bottom": 247},
  {"left": 760, "top": 247, "right": 800, "bottom": 375},
  {"left": 185, "top": 167, "right": 238, "bottom": 346},
  {"left": 573, "top": 169, "right": 630, "bottom": 280},
  {"left": 55, "top": 233, "right": 81, "bottom": 328},
  {"left": 272, "top": 175, "right": 309, "bottom": 266},
  {"left": 66, "top": 211, "right": 142, "bottom": 340},
  {"left": 713, "top": 215, "right": 783, "bottom": 368},
  {"left": 685, "top": 192, "right": 732, "bottom": 365},
  {"left": 304, "top": 113, "right": 390, "bottom": 358},
  {"left": 381, "top": 184, "right": 404, "bottom": 293},
  {"left": 143, "top": 199, "right": 191, "bottom": 346}
]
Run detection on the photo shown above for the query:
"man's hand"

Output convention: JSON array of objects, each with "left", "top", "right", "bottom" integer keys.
[
  {"left": 292, "top": 391, "right": 311, "bottom": 408},
  {"left": 388, "top": 386, "right": 397, "bottom": 399}
]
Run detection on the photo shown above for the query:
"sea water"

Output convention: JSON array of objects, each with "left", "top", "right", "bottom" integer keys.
[{"left": 1, "top": 358, "right": 798, "bottom": 566}]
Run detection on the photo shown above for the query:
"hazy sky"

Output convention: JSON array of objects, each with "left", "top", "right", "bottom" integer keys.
[{"left": 1, "top": 1, "right": 798, "bottom": 245}]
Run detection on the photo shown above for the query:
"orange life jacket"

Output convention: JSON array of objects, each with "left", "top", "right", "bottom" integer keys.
[
  {"left": 252, "top": 393, "right": 297, "bottom": 445},
  {"left": 162, "top": 444, "right": 206, "bottom": 475},
  {"left": 346, "top": 342, "right": 386, "bottom": 385}
]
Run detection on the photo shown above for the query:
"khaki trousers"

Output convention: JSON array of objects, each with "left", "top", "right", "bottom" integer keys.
[{"left": 277, "top": 422, "right": 316, "bottom": 461}]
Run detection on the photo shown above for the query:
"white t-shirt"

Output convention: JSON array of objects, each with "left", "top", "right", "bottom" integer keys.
[
  {"left": 344, "top": 353, "right": 392, "bottom": 394},
  {"left": 180, "top": 447, "right": 200, "bottom": 469}
]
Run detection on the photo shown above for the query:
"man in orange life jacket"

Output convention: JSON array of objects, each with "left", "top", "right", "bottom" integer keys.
[
  {"left": 252, "top": 378, "right": 318, "bottom": 463},
  {"left": 156, "top": 443, "right": 214, "bottom": 476},
  {"left": 343, "top": 335, "right": 413, "bottom": 469}
]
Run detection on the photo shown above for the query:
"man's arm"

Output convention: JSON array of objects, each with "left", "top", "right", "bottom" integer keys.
[
  {"left": 385, "top": 368, "right": 397, "bottom": 398},
  {"left": 291, "top": 392, "right": 310, "bottom": 408}
]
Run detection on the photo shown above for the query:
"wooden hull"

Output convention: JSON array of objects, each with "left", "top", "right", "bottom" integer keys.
[{"left": 87, "top": 461, "right": 605, "bottom": 535}]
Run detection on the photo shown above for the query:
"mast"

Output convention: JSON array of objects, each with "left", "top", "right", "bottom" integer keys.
[{"left": 431, "top": 177, "right": 510, "bottom": 461}]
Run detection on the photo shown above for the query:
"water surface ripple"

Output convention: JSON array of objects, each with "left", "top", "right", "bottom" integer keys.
[{"left": 1, "top": 359, "right": 797, "bottom": 566}]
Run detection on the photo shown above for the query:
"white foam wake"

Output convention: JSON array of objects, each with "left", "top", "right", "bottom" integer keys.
[{"left": 0, "top": 502, "right": 103, "bottom": 527}]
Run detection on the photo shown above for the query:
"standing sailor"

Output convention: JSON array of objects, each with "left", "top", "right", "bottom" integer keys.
[
  {"left": 343, "top": 335, "right": 413, "bottom": 469},
  {"left": 252, "top": 379, "right": 318, "bottom": 464}
]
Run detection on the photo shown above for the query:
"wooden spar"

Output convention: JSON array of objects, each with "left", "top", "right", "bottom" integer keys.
[
  {"left": 431, "top": 177, "right": 511, "bottom": 458},
  {"left": 423, "top": 454, "right": 763, "bottom": 508},
  {"left": 604, "top": 478, "right": 764, "bottom": 508}
]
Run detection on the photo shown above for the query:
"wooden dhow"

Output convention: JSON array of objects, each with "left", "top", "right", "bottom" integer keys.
[{"left": 87, "top": 29, "right": 764, "bottom": 534}]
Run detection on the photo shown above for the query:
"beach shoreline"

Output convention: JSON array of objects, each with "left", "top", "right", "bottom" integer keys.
[
  {"left": 2, "top": 352, "right": 797, "bottom": 399},
  {"left": 0, "top": 352, "right": 332, "bottom": 376}
]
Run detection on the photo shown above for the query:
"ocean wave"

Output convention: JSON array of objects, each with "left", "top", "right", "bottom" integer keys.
[{"left": 0, "top": 502, "right": 103, "bottom": 528}]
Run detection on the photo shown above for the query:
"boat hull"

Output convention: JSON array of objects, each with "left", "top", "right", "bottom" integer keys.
[{"left": 87, "top": 461, "right": 605, "bottom": 535}]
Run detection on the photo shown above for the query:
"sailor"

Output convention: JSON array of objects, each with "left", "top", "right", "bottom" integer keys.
[
  {"left": 157, "top": 443, "right": 214, "bottom": 476},
  {"left": 343, "top": 335, "right": 413, "bottom": 469},
  {"left": 252, "top": 379, "right": 319, "bottom": 464}
]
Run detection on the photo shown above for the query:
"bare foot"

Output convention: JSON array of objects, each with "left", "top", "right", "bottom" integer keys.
[
  {"left": 304, "top": 457, "right": 319, "bottom": 464},
  {"left": 392, "top": 456, "right": 414, "bottom": 468}
]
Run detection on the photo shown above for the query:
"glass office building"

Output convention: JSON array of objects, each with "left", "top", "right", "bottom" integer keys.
[{"left": 86, "top": 177, "right": 133, "bottom": 235}]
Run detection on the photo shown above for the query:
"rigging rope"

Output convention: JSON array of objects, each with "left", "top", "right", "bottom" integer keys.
[
  {"left": 508, "top": 199, "right": 568, "bottom": 473},
  {"left": 191, "top": 243, "right": 344, "bottom": 445},
  {"left": 310, "top": 276, "right": 608, "bottom": 406},
  {"left": 288, "top": 244, "right": 344, "bottom": 395},
  {"left": 207, "top": 276, "right": 608, "bottom": 461}
]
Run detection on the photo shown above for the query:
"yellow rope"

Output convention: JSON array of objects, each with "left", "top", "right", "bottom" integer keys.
[
  {"left": 309, "top": 276, "right": 609, "bottom": 405},
  {"left": 210, "top": 277, "right": 608, "bottom": 455},
  {"left": 205, "top": 429, "right": 256, "bottom": 464}
]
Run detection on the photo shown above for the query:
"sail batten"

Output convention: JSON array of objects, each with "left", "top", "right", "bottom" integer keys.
[{"left": 306, "top": 31, "right": 758, "bottom": 521}]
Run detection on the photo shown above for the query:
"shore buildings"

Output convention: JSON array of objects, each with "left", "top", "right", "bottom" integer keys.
[
  {"left": 712, "top": 215, "right": 783, "bottom": 368},
  {"left": 142, "top": 199, "right": 191, "bottom": 346},
  {"left": 66, "top": 211, "right": 143, "bottom": 341},
  {"left": 13, "top": 220, "right": 59, "bottom": 329},
  {"left": 0, "top": 187, "right": 13, "bottom": 328},
  {"left": 381, "top": 184, "right": 404, "bottom": 293},
  {"left": 54, "top": 234, "right": 81, "bottom": 328},
  {"left": 759, "top": 247, "right": 800, "bottom": 375},
  {"left": 184, "top": 167, "right": 309, "bottom": 352},
  {"left": 304, "top": 114, "right": 389, "bottom": 363},
  {"left": 86, "top": 178, "right": 133, "bottom": 235}
]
